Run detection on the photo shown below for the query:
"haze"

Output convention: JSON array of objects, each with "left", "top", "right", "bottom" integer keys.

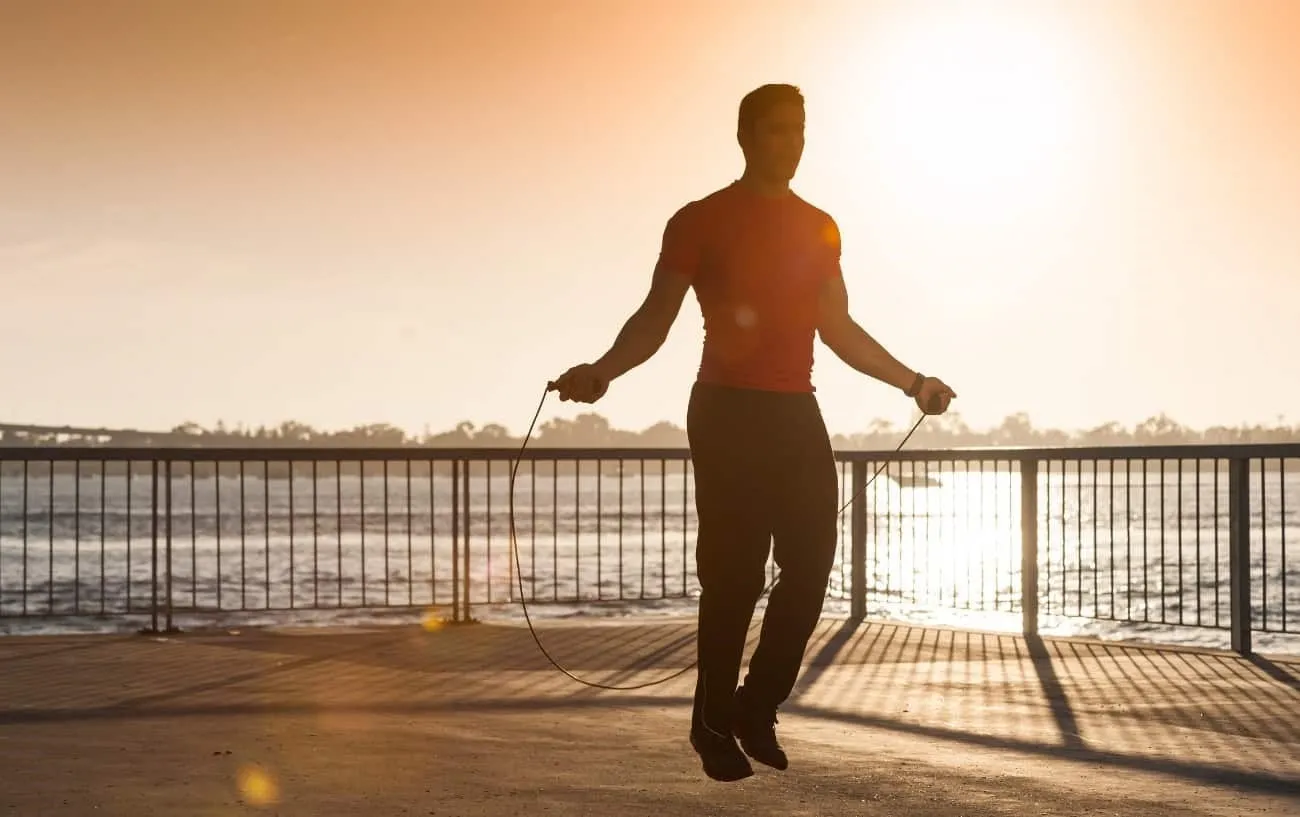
[{"left": 2, "top": 0, "right": 1296, "bottom": 439}]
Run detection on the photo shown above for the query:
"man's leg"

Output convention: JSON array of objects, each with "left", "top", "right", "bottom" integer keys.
[
  {"left": 691, "top": 466, "right": 771, "bottom": 734},
  {"left": 686, "top": 384, "right": 773, "bottom": 781},
  {"left": 734, "top": 397, "right": 839, "bottom": 768}
]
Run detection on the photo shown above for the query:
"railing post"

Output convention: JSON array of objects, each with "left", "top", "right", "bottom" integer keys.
[
  {"left": 1228, "top": 457, "right": 1252, "bottom": 655},
  {"left": 164, "top": 460, "right": 174, "bottom": 633},
  {"left": 451, "top": 459, "right": 461, "bottom": 623},
  {"left": 849, "top": 460, "right": 867, "bottom": 621},
  {"left": 1020, "top": 458, "right": 1039, "bottom": 637},
  {"left": 462, "top": 459, "right": 472, "bottom": 622},
  {"left": 149, "top": 460, "right": 159, "bottom": 634},
  {"left": 507, "top": 459, "right": 516, "bottom": 605}
]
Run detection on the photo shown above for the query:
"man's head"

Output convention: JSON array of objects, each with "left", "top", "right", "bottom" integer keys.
[{"left": 737, "top": 84, "right": 805, "bottom": 185}]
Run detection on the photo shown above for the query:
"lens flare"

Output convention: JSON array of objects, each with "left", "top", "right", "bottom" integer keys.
[
  {"left": 421, "top": 608, "right": 447, "bottom": 632},
  {"left": 819, "top": 217, "right": 840, "bottom": 251},
  {"left": 236, "top": 764, "right": 279, "bottom": 807}
]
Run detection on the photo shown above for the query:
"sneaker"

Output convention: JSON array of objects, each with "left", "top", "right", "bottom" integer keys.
[
  {"left": 732, "top": 686, "right": 788, "bottom": 770},
  {"left": 689, "top": 723, "right": 754, "bottom": 782}
]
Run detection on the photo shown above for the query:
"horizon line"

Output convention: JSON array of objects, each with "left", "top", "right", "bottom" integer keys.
[{"left": 1, "top": 411, "right": 1297, "bottom": 441}]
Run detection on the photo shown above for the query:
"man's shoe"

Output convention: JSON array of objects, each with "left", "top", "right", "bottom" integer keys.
[
  {"left": 733, "top": 686, "right": 788, "bottom": 770},
  {"left": 689, "top": 723, "right": 754, "bottom": 782}
]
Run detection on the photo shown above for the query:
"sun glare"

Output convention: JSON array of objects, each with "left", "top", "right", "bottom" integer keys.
[{"left": 857, "top": 10, "right": 1093, "bottom": 227}]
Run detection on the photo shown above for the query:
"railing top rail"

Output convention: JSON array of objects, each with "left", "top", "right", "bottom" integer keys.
[{"left": 0, "top": 441, "right": 1297, "bottom": 463}]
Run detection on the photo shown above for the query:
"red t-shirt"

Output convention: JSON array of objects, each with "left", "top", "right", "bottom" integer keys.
[{"left": 655, "top": 182, "right": 842, "bottom": 393}]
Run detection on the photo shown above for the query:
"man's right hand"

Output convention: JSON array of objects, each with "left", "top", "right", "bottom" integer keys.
[
  {"left": 549, "top": 362, "right": 612, "bottom": 404},
  {"left": 915, "top": 375, "right": 957, "bottom": 415}
]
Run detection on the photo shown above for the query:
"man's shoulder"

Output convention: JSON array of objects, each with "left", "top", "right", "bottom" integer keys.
[
  {"left": 791, "top": 192, "right": 837, "bottom": 225},
  {"left": 669, "top": 184, "right": 736, "bottom": 218},
  {"left": 659, "top": 185, "right": 735, "bottom": 240},
  {"left": 791, "top": 193, "right": 841, "bottom": 255},
  {"left": 662, "top": 184, "right": 839, "bottom": 239}
]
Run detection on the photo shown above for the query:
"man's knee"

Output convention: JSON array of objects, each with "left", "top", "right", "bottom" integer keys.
[
  {"left": 782, "top": 543, "right": 837, "bottom": 590},
  {"left": 697, "top": 537, "right": 770, "bottom": 601},
  {"left": 773, "top": 513, "right": 838, "bottom": 588}
]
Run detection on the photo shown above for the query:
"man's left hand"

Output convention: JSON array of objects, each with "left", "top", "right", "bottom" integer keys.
[{"left": 916, "top": 376, "right": 956, "bottom": 415}]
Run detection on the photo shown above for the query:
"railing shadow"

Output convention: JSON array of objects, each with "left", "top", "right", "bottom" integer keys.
[
  {"left": 1247, "top": 654, "right": 1300, "bottom": 692},
  {"left": 0, "top": 619, "right": 1297, "bottom": 795},
  {"left": 1024, "top": 633, "right": 1086, "bottom": 749}
]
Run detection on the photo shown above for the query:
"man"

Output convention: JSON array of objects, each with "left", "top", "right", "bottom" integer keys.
[{"left": 550, "top": 83, "right": 956, "bottom": 782}]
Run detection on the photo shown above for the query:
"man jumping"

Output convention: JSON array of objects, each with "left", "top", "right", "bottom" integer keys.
[{"left": 550, "top": 83, "right": 956, "bottom": 782}]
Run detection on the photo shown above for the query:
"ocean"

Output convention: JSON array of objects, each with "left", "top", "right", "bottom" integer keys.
[{"left": 0, "top": 461, "right": 1295, "bottom": 654}]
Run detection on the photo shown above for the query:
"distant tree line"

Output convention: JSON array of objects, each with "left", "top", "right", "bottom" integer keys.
[
  {"left": 159, "top": 411, "right": 1297, "bottom": 448},
  {"left": 0, "top": 411, "right": 1293, "bottom": 480},
  {"left": 4, "top": 411, "right": 1297, "bottom": 450}
]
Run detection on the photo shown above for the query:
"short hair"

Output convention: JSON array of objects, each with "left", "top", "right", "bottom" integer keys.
[{"left": 737, "top": 84, "right": 805, "bottom": 134}]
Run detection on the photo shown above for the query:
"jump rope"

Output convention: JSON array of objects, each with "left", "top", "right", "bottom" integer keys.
[{"left": 505, "top": 381, "right": 931, "bottom": 691}]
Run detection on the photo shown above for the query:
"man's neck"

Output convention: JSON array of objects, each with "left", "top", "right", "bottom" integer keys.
[{"left": 736, "top": 171, "right": 790, "bottom": 198}]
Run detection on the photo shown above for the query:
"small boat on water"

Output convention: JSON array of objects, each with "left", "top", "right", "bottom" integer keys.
[{"left": 887, "top": 471, "right": 943, "bottom": 488}]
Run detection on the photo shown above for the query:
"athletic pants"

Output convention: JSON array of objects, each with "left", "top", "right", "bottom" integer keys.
[{"left": 686, "top": 381, "right": 840, "bottom": 732}]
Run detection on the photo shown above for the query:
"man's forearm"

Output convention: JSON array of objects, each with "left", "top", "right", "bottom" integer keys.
[
  {"left": 822, "top": 319, "right": 917, "bottom": 392},
  {"left": 593, "top": 308, "right": 672, "bottom": 380}
]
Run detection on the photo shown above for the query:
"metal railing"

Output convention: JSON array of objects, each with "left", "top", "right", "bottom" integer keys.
[{"left": 0, "top": 443, "right": 1295, "bottom": 654}]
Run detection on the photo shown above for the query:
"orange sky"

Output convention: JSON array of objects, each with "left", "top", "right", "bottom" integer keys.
[{"left": 2, "top": 0, "right": 1297, "bottom": 436}]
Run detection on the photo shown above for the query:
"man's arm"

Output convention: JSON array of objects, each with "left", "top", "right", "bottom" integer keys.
[
  {"left": 592, "top": 265, "right": 692, "bottom": 381},
  {"left": 817, "top": 275, "right": 918, "bottom": 392}
]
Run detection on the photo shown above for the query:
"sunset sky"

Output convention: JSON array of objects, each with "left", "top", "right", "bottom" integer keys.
[{"left": 2, "top": 0, "right": 1297, "bottom": 438}]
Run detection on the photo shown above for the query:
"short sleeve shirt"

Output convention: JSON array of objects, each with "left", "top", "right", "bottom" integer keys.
[{"left": 655, "top": 182, "right": 841, "bottom": 393}]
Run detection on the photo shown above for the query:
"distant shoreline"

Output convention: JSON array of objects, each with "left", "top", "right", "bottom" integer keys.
[{"left": 1, "top": 412, "right": 1297, "bottom": 454}]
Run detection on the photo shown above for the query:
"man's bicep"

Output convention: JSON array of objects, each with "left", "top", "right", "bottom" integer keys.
[
  {"left": 817, "top": 274, "right": 852, "bottom": 343},
  {"left": 637, "top": 207, "right": 699, "bottom": 322},
  {"left": 655, "top": 207, "right": 703, "bottom": 281},
  {"left": 644, "top": 264, "right": 691, "bottom": 317},
  {"left": 818, "top": 213, "right": 843, "bottom": 281}
]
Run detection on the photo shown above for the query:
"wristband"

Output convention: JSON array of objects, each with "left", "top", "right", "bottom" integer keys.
[{"left": 905, "top": 372, "right": 925, "bottom": 398}]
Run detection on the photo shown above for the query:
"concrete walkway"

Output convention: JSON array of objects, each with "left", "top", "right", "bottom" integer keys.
[{"left": 0, "top": 616, "right": 1296, "bottom": 815}]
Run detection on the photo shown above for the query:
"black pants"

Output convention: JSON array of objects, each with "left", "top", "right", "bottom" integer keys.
[{"left": 687, "top": 382, "right": 840, "bottom": 733}]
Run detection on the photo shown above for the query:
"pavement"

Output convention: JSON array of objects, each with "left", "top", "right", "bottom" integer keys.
[{"left": 0, "top": 614, "right": 1297, "bottom": 816}]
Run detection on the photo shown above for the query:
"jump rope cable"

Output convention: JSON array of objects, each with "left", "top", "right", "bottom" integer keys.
[{"left": 505, "top": 382, "right": 928, "bottom": 691}]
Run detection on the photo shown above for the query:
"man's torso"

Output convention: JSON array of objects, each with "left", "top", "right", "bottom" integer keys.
[{"left": 678, "top": 182, "right": 841, "bottom": 393}]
